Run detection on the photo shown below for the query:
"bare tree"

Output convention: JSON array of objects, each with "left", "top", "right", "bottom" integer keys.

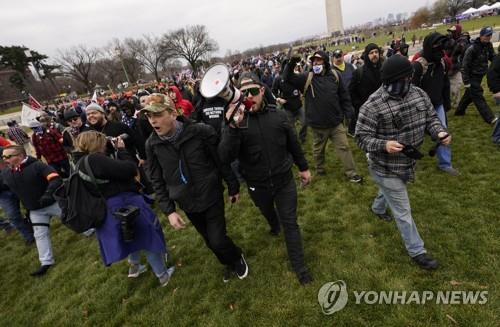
[
  {"left": 125, "top": 35, "right": 169, "bottom": 82},
  {"left": 446, "top": 0, "right": 470, "bottom": 17},
  {"left": 162, "top": 25, "right": 219, "bottom": 74},
  {"left": 57, "top": 45, "right": 100, "bottom": 92}
]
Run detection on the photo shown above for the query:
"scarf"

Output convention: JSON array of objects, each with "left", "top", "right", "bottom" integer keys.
[{"left": 159, "top": 120, "right": 184, "bottom": 144}]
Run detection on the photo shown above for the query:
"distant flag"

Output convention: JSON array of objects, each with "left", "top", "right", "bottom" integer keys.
[
  {"left": 28, "top": 94, "right": 43, "bottom": 110},
  {"left": 91, "top": 90, "right": 98, "bottom": 103},
  {"left": 20, "top": 103, "right": 41, "bottom": 127}
]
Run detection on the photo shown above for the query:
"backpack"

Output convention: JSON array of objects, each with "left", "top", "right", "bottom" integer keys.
[{"left": 54, "top": 155, "right": 108, "bottom": 233}]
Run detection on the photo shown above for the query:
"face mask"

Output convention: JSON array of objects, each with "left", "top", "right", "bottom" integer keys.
[
  {"left": 312, "top": 65, "right": 323, "bottom": 75},
  {"left": 384, "top": 79, "right": 411, "bottom": 98}
]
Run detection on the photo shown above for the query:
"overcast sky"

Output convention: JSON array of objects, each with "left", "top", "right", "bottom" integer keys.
[{"left": 1, "top": 0, "right": 436, "bottom": 60}]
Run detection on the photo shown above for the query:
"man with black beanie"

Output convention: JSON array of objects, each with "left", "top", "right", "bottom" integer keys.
[
  {"left": 356, "top": 55, "right": 451, "bottom": 270},
  {"left": 349, "top": 43, "right": 383, "bottom": 136},
  {"left": 412, "top": 32, "right": 458, "bottom": 176}
]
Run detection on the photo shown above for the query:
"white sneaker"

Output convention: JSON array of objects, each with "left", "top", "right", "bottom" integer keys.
[
  {"left": 128, "top": 264, "right": 147, "bottom": 278},
  {"left": 159, "top": 266, "right": 176, "bottom": 287}
]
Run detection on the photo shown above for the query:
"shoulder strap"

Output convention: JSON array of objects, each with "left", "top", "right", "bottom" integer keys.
[
  {"left": 303, "top": 72, "right": 314, "bottom": 97},
  {"left": 416, "top": 57, "right": 429, "bottom": 76},
  {"left": 81, "top": 156, "right": 108, "bottom": 190},
  {"left": 331, "top": 69, "right": 340, "bottom": 83}
]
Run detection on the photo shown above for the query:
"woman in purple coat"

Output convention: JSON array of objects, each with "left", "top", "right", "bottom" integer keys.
[{"left": 73, "top": 131, "right": 174, "bottom": 286}]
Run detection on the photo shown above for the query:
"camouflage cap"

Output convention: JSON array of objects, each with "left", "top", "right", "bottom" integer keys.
[{"left": 140, "top": 93, "right": 175, "bottom": 113}]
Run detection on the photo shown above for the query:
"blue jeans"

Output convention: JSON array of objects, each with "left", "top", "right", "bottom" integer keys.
[
  {"left": 435, "top": 105, "right": 452, "bottom": 170},
  {"left": 30, "top": 202, "right": 61, "bottom": 265},
  {"left": 369, "top": 167, "right": 426, "bottom": 257},
  {"left": 0, "top": 191, "right": 34, "bottom": 242},
  {"left": 128, "top": 251, "right": 168, "bottom": 278}
]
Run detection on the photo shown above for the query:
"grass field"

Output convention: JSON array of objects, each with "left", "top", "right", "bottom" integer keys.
[{"left": 0, "top": 84, "right": 499, "bottom": 325}]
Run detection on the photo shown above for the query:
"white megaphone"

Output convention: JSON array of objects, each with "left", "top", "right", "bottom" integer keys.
[{"left": 200, "top": 63, "right": 241, "bottom": 105}]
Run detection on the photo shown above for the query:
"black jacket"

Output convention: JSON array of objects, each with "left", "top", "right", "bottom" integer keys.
[
  {"left": 412, "top": 33, "right": 451, "bottom": 110},
  {"left": 349, "top": 59, "right": 382, "bottom": 110},
  {"left": 284, "top": 51, "right": 353, "bottom": 128},
  {"left": 272, "top": 75, "right": 302, "bottom": 112},
  {"left": 71, "top": 151, "right": 139, "bottom": 199},
  {"left": 218, "top": 104, "right": 308, "bottom": 188},
  {"left": 487, "top": 54, "right": 500, "bottom": 94},
  {"left": 89, "top": 120, "right": 145, "bottom": 160},
  {"left": 461, "top": 38, "right": 495, "bottom": 85},
  {"left": 2, "top": 157, "right": 62, "bottom": 210},
  {"left": 146, "top": 119, "right": 239, "bottom": 215},
  {"left": 191, "top": 97, "right": 226, "bottom": 135}
]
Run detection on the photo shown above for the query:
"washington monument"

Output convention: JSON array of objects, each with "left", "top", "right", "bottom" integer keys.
[{"left": 325, "top": 0, "right": 344, "bottom": 35}]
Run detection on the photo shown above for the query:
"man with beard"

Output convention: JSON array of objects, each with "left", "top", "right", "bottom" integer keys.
[
  {"left": 219, "top": 74, "right": 313, "bottom": 285},
  {"left": 412, "top": 33, "right": 458, "bottom": 176},
  {"left": 356, "top": 55, "right": 451, "bottom": 270},
  {"left": 348, "top": 43, "right": 383, "bottom": 136},
  {"left": 85, "top": 103, "right": 145, "bottom": 163},
  {"left": 455, "top": 27, "right": 497, "bottom": 125},
  {"left": 284, "top": 51, "right": 363, "bottom": 182}
]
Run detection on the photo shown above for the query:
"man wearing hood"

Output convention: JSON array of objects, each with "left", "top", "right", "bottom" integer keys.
[
  {"left": 356, "top": 55, "right": 451, "bottom": 270},
  {"left": 284, "top": 51, "right": 363, "bottom": 182},
  {"left": 272, "top": 59, "right": 307, "bottom": 144},
  {"left": 412, "top": 33, "right": 458, "bottom": 176},
  {"left": 168, "top": 85, "right": 194, "bottom": 118},
  {"left": 349, "top": 43, "right": 383, "bottom": 136},
  {"left": 455, "top": 26, "right": 497, "bottom": 125}
]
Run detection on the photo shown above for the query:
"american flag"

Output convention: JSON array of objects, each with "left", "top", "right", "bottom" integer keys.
[{"left": 28, "top": 94, "right": 42, "bottom": 110}]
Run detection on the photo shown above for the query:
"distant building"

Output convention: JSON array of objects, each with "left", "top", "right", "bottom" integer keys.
[{"left": 325, "top": 0, "right": 344, "bottom": 35}]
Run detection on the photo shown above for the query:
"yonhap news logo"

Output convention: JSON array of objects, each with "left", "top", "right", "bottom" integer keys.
[
  {"left": 318, "top": 280, "right": 488, "bottom": 315},
  {"left": 317, "top": 280, "right": 349, "bottom": 315}
]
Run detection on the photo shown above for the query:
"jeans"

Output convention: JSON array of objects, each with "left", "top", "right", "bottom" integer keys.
[
  {"left": 369, "top": 167, "right": 426, "bottom": 257},
  {"left": 456, "top": 77, "right": 495, "bottom": 123},
  {"left": 0, "top": 191, "right": 33, "bottom": 242},
  {"left": 128, "top": 251, "right": 167, "bottom": 278},
  {"left": 29, "top": 202, "right": 61, "bottom": 265},
  {"left": 247, "top": 177, "right": 308, "bottom": 275},
  {"left": 311, "top": 124, "right": 357, "bottom": 176},
  {"left": 284, "top": 108, "right": 307, "bottom": 143},
  {"left": 186, "top": 197, "right": 242, "bottom": 267},
  {"left": 434, "top": 105, "right": 452, "bottom": 170}
]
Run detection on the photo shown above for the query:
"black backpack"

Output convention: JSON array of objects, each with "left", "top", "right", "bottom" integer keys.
[{"left": 54, "top": 155, "right": 108, "bottom": 233}]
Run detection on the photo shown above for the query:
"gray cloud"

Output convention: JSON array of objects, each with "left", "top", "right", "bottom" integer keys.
[{"left": 0, "top": 0, "right": 435, "bottom": 59}]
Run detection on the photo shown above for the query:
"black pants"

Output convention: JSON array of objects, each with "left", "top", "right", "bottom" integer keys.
[
  {"left": 348, "top": 106, "right": 360, "bottom": 135},
  {"left": 456, "top": 77, "right": 495, "bottom": 123},
  {"left": 247, "top": 177, "right": 308, "bottom": 275},
  {"left": 186, "top": 197, "right": 242, "bottom": 267}
]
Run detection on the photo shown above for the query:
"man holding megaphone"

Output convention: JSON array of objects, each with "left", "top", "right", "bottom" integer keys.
[{"left": 218, "top": 72, "right": 313, "bottom": 286}]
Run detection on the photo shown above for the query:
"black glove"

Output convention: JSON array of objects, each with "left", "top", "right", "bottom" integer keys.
[
  {"left": 289, "top": 55, "right": 301, "bottom": 66},
  {"left": 39, "top": 194, "right": 55, "bottom": 208}
]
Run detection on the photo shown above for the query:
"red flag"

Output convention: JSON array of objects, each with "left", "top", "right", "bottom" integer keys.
[{"left": 28, "top": 94, "right": 42, "bottom": 110}]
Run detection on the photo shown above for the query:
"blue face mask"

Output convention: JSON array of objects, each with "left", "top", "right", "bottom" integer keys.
[{"left": 312, "top": 64, "right": 323, "bottom": 74}]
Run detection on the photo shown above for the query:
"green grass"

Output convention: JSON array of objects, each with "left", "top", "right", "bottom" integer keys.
[
  {"left": 0, "top": 85, "right": 499, "bottom": 326},
  {"left": 0, "top": 105, "right": 22, "bottom": 115}
]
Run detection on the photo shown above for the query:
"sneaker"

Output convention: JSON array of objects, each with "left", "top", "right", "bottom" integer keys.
[
  {"left": 491, "top": 117, "right": 499, "bottom": 125},
  {"left": 440, "top": 167, "right": 460, "bottom": 176},
  {"left": 128, "top": 264, "right": 147, "bottom": 278},
  {"left": 298, "top": 271, "right": 313, "bottom": 285},
  {"left": 233, "top": 254, "right": 249, "bottom": 280},
  {"left": 349, "top": 175, "right": 363, "bottom": 183},
  {"left": 82, "top": 228, "right": 95, "bottom": 237},
  {"left": 412, "top": 253, "right": 439, "bottom": 270},
  {"left": 223, "top": 265, "right": 233, "bottom": 283},
  {"left": 372, "top": 210, "right": 393, "bottom": 222},
  {"left": 30, "top": 264, "right": 52, "bottom": 277},
  {"left": 159, "top": 266, "right": 175, "bottom": 287}
]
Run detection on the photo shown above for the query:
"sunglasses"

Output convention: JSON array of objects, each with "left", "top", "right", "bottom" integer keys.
[
  {"left": 2, "top": 154, "right": 19, "bottom": 160},
  {"left": 243, "top": 88, "right": 260, "bottom": 97},
  {"left": 67, "top": 117, "right": 80, "bottom": 122}
]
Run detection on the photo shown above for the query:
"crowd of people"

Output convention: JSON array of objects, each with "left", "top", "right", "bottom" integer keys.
[{"left": 0, "top": 24, "right": 499, "bottom": 287}]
